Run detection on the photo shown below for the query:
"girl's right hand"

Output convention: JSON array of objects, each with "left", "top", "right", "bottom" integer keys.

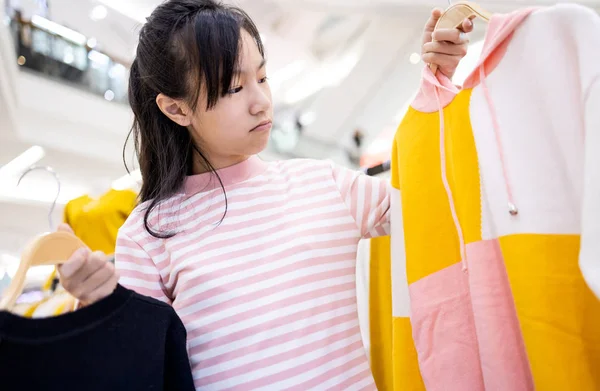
[{"left": 56, "top": 224, "right": 119, "bottom": 306}]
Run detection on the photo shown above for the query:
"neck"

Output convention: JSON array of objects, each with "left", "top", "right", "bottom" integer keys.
[{"left": 191, "top": 153, "right": 251, "bottom": 175}]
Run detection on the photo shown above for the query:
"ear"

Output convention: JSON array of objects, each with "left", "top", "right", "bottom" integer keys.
[{"left": 156, "top": 93, "right": 192, "bottom": 127}]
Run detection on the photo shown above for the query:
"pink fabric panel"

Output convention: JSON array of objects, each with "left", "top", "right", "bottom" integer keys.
[
  {"left": 466, "top": 239, "right": 534, "bottom": 391},
  {"left": 409, "top": 262, "right": 485, "bottom": 391}
]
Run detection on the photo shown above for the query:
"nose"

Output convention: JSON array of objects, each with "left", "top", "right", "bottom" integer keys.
[{"left": 249, "top": 83, "right": 271, "bottom": 116}]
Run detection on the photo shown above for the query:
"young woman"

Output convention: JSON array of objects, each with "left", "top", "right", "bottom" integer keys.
[{"left": 57, "top": 0, "right": 473, "bottom": 388}]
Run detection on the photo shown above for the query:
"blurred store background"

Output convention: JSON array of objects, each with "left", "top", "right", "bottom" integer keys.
[{"left": 1, "top": 0, "right": 599, "bottom": 303}]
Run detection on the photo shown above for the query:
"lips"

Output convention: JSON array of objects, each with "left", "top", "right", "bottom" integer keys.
[{"left": 250, "top": 120, "right": 272, "bottom": 132}]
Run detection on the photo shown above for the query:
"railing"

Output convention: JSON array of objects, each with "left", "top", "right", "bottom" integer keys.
[{"left": 6, "top": 10, "right": 129, "bottom": 104}]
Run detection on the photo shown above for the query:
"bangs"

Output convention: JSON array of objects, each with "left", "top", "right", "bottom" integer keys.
[{"left": 178, "top": 5, "right": 264, "bottom": 111}]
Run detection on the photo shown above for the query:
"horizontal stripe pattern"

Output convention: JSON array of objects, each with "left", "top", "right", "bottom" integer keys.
[{"left": 116, "top": 158, "right": 388, "bottom": 390}]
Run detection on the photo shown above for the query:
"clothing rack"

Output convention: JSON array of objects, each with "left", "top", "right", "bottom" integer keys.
[{"left": 363, "top": 160, "right": 391, "bottom": 176}]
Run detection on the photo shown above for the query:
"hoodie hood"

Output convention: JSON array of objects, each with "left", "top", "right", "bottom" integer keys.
[
  {"left": 411, "top": 6, "right": 538, "bottom": 271},
  {"left": 413, "top": 7, "right": 538, "bottom": 113}
]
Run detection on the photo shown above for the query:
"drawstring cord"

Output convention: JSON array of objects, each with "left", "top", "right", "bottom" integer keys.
[
  {"left": 434, "top": 87, "right": 468, "bottom": 272},
  {"left": 479, "top": 66, "right": 519, "bottom": 216},
  {"left": 432, "top": 64, "right": 519, "bottom": 272}
]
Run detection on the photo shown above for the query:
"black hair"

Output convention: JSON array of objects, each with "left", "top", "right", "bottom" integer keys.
[{"left": 125, "top": 0, "right": 264, "bottom": 238}]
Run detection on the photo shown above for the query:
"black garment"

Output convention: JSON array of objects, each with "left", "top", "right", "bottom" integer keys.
[{"left": 0, "top": 285, "right": 195, "bottom": 391}]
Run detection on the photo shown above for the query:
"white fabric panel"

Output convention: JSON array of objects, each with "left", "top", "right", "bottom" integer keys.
[
  {"left": 390, "top": 187, "right": 410, "bottom": 317},
  {"left": 469, "top": 6, "right": 600, "bottom": 239},
  {"left": 580, "top": 78, "right": 600, "bottom": 299},
  {"left": 355, "top": 238, "right": 371, "bottom": 359}
]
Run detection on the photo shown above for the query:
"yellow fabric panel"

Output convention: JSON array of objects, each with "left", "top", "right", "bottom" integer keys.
[
  {"left": 369, "top": 237, "right": 426, "bottom": 391},
  {"left": 394, "top": 90, "right": 480, "bottom": 284},
  {"left": 500, "top": 234, "right": 600, "bottom": 390},
  {"left": 52, "top": 295, "right": 75, "bottom": 316},
  {"left": 390, "top": 136, "right": 400, "bottom": 190},
  {"left": 443, "top": 90, "right": 481, "bottom": 245},
  {"left": 42, "top": 268, "right": 57, "bottom": 291},
  {"left": 369, "top": 235, "right": 393, "bottom": 391},
  {"left": 64, "top": 189, "right": 137, "bottom": 254},
  {"left": 23, "top": 301, "right": 42, "bottom": 317},
  {"left": 391, "top": 317, "right": 426, "bottom": 391}
]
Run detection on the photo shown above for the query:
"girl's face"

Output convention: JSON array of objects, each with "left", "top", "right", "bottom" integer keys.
[
  {"left": 156, "top": 29, "right": 272, "bottom": 173},
  {"left": 190, "top": 29, "right": 272, "bottom": 171}
]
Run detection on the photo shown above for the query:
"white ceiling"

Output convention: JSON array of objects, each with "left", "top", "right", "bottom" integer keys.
[{"left": 1, "top": 0, "right": 600, "bottom": 264}]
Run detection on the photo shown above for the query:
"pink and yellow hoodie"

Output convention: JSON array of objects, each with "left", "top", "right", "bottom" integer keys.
[{"left": 369, "top": 4, "right": 600, "bottom": 391}]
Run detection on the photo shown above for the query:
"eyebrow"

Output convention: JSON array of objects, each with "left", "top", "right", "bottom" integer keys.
[{"left": 233, "top": 58, "right": 267, "bottom": 75}]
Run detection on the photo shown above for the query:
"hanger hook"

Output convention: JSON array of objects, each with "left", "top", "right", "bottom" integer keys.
[{"left": 17, "top": 165, "right": 61, "bottom": 231}]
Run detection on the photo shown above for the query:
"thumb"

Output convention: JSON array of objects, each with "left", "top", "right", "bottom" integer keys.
[
  {"left": 424, "top": 8, "right": 443, "bottom": 32},
  {"left": 57, "top": 223, "right": 75, "bottom": 234},
  {"left": 423, "top": 8, "right": 444, "bottom": 45}
]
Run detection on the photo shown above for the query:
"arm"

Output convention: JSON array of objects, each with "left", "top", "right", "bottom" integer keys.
[
  {"left": 331, "top": 163, "right": 391, "bottom": 239},
  {"left": 115, "top": 231, "right": 171, "bottom": 304},
  {"left": 580, "top": 77, "right": 600, "bottom": 299}
]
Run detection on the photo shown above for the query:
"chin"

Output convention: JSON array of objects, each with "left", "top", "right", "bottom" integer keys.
[{"left": 246, "top": 129, "right": 271, "bottom": 154}]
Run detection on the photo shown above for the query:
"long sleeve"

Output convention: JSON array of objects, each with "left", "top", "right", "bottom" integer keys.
[
  {"left": 580, "top": 78, "right": 600, "bottom": 299},
  {"left": 115, "top": 231, "right": 171, "bottom": 304},
  {"left": 330, "top": 163, "right": 391, "bottom": 239},
  {"left": 164, "top": 311, "right": 195, "bottom": 391}
]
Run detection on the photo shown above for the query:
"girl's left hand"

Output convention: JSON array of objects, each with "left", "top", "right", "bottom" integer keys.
[
  {"left": 421, "top": 8, "right": 474, "bottom": 78},
  {"left": 56, "top": 223, "right": 119, "bottom": 306}
]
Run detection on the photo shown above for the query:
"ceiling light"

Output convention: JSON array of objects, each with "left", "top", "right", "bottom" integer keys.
[
  {"left": 87, "top": 37, "right": 97, "bottom": 48},
  {"left": 104, "top": 90, "right": 115, "bottom": 101},
  {"left": 284, "top": 50, "right": 360, "bottom": 105},
  {"left": 90, "top": 5, "right": 108, "bottom": 21},
  {"left": 96, "top": 0, "right": 153, "bottom": 23},
  {"left": 0, "top": 181, "right": 87, "bottom": 205},
  {"left": 108, "top": 63, "right": 126, "bottom": 79},
  {"left": 88, "top": 50, "right": 110, "bottom": 67},
  {"left": 0, "top": 146, "right": 45, "bottom": 180},
  {"left": 112, "top": 170, "right": 142, "bottom": 191},
  {"left": 409, "top": 52, "right": 421, "bottom": 64},
  {"left": 63, "top": 48, "right": 74, "bottom": 64},
  {"left": 31, "top": 15, "right": 86, "bottom": 45},
  {"left": 299, "top": 111, "right": 317, "bottom": 127}
]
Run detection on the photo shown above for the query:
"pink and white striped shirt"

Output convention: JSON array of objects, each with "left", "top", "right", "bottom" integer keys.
[{"left": 115, "top": 156, "right": 390, "bottom": 390}]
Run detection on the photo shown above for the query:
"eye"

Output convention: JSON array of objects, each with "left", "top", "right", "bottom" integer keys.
[
  {"left": 259, "top": 76, "right": 268, "bottom": 84},
  {"left": 228, "top": 86, "right": 243, "bottom": 94}
]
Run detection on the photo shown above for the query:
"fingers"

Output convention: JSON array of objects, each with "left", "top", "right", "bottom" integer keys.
[
  {"left": 424, "top": 8, "right": 443, "bottom": 32},
  {"left": 58, "top": 248, "right": 89, "bottom": 279},
  {"left": 421, "top": 53, "right": 463, "bottom": 76},
  {"left": 57, "top": 223, "right": 75, "bottom": 234},
  {"left": 422, "top": 40, "right": 468, "bottom": 58},
  {"left": 80, "top": 263, "right": 119, "bottom": 305},
  {"left": 461, "top": 18, "right": 475, "bottom": 33},
  {"left": 59, "top": 250, "right": 113, "bottom": 303},
  {"left": 422, "top": 8, "right": 444, "bottom": 45},
  {"left": 432, "top": 27, "right": 470, "bottom": 45}
]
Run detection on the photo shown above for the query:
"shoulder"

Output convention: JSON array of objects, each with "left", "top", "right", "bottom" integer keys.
[
  {"left": 118, "top": 193, "right": 187, "bottom": 241},
  {"left": 262, "top": 158, "right": 340, "bottom": 183},
  {"left": 531, "top": 3, "right": 598, "bottom": 21},
  {"left": 267, "top": 158, "right": 336, "bottom": 173},
  {"left": 525, "top": 4, "right": 600, "bottom": 35}
]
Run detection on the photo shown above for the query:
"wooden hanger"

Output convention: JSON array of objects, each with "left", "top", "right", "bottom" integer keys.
[
  {"left": 0, "top": 232, "right": 87, "bottom": 311},
  {"left": 0, "top": 166, "right": 87, "bottom": 312},
  {"left": 429, "top": 1, "right": 492, "bottom": 74}
]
